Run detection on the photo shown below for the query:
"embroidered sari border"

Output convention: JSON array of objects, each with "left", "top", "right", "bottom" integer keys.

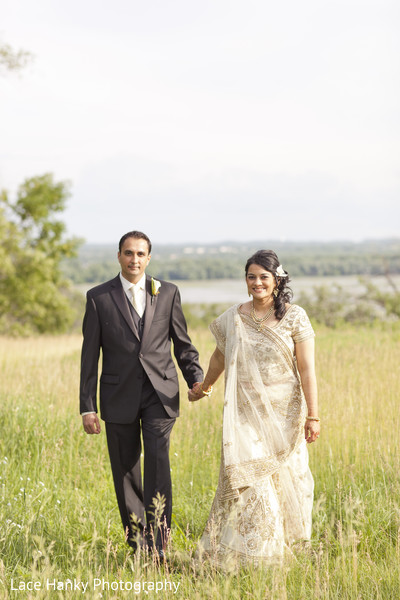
[{"left": 222, "top": 433, "right": 302, "bottom": 500}]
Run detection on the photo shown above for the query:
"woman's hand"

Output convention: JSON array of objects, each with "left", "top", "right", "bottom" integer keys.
[
  {"left": 188, "top": 382, "right": 206, "bottom": 402},
  {"left": 188, "top": 347, "right": 224, "bottom": 402},
  {"left": 305, "top": 419, "right": 320, "bottom": 443}
]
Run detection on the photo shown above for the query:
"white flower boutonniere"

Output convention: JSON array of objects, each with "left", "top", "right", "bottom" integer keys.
[{"left": 151, "top": 278, "right": 161, "bottom": 303}]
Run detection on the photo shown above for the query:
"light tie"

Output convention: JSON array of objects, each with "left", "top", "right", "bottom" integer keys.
[{"left": 130, "top": 285, "right": 143, "bottom": 317}]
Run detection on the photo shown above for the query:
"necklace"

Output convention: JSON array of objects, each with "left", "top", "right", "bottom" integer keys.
[{"left": 251, "top": 301, "right": 274, "bottom": 331}]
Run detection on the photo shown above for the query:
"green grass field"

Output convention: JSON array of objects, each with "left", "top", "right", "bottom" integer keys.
[{"left": 0, "top": 324, "right": 399, "bottom": 599}]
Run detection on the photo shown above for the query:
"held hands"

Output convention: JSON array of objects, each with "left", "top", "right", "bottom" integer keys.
[
  {"left": 188, "top": 382, "right": 206, "bottom": 402},
  {"left": 304, "top": 418, "right": 320, "bottom": 444}
]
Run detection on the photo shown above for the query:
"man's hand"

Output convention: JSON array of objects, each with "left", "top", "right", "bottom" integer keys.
[
  {"left": 188, "top": 382, "right": 206, "bottom": 402},
  {"left": 82, "top": 413, "right": 101, "bottom": 434}
]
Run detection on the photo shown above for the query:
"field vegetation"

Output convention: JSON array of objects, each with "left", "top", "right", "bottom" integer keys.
[{"left": 0, "top": 322, "right": 399, "bottom": 599}]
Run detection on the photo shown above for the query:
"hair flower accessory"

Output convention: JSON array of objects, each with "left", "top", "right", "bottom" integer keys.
[
  {"left": 275, "top": 265, "right": 288, "bottom": 278},
  {"left": 151, "top": 278, "right": 161, "bottom": 303}
]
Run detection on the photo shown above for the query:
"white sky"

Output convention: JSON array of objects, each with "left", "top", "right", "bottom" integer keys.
[{"left": 1, "top": 0, "right": 399, "bottom": 244}]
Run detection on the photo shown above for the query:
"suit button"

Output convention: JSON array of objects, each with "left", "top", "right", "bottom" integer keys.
[{"left": 139, "top": 353, "right": 143, "bottom": 358}]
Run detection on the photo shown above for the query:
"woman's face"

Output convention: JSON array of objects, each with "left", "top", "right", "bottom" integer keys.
[{"left": 246, "top": 263, "right": 276, "bottom": 301}]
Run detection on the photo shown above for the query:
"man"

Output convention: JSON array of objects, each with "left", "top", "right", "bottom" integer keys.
[{"left": 80, "top": 230, "right": 203, "bottom": 555}]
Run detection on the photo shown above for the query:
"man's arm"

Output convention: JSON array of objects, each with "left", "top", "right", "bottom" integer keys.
[
  {"left": 80, "top": 293, "right": 102, "bottom": 431},
  {"left": 169, "top": 287, "right": 203, "bottom": 387}
]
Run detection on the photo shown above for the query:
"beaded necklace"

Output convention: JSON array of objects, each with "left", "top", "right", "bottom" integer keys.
[{"left": 250, "top": 301, "right": 274, "bottom": 331}]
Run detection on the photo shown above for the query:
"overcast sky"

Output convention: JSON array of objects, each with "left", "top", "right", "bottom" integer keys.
[{"left": 1, "top": 0, "right": 399, "bottom": 245}]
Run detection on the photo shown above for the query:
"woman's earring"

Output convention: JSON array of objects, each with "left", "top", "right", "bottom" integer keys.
[
  {"left": 248, "top": 292, "right": 251, "bottom": 297},
  {"left": 273, "top": 288, "right": 278, "bottom": 297}
]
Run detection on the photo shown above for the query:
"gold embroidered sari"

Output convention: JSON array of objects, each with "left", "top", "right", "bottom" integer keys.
[{"left": 198, "top": 304, "right": 315, "bottom": 568}]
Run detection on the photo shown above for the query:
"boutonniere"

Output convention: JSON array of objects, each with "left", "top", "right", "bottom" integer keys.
[{"left": 151, "top": 278, "right": 161, "bottom": 304}]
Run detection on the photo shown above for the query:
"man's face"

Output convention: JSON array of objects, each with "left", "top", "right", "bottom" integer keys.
[{"left": 118, "top": 237, "right": 151, "bottom": 283}]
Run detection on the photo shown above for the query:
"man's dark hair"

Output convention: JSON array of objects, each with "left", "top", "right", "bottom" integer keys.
[{"left": 118, "top": 231, "right": 152, "bottom": 254}]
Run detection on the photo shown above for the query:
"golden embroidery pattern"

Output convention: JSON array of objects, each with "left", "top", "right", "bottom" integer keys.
[{"left": 198, "top": 304, "right": 315, "bottom": 569}]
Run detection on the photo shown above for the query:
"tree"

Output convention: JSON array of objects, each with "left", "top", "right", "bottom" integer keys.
[
  {"left": 0, "top": 42, "right": 32, "bottom": 72},
  {"left": 0, "top": 174, "right": 82, "bottom": 335}
]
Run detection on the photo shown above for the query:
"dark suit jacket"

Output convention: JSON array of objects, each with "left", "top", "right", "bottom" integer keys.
[{"left": 80, "top": 274, "right": 203, "bottom": 423}]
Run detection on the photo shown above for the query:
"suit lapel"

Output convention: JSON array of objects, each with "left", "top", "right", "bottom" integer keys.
[
  {"left": 110, "top": 276, "right": 140, "bottom": 341},
  {"left": 141, "top": 275, "right": 157, "bottom": 348}
]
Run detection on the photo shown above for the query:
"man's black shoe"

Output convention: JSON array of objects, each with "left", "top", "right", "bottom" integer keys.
[{"left": 155, "top": 547, "right": 165, "bottom": 560}]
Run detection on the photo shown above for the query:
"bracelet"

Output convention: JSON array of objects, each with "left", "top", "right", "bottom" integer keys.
[
  {"left": 201, "top": 384, "right": 213, "bottom": 397},
  {"left": 306, "top": 416, "right": 320, "bottom": 422}
]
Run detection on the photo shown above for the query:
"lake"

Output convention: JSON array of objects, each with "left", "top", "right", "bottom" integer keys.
[
  {"left": 175, "top": 275, "right": 400, "bottom": 304},
  {"left": 77, "top": 275, "right": 400, "bottom": 305}
]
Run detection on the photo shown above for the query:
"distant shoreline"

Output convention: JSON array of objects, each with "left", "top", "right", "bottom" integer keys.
[{"left": 76, "top": 274, "right": 400, "bottom": 305}]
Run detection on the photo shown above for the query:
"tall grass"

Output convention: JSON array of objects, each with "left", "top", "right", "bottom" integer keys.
[{"left": 0, "top": 325, "right": 399, "bottom": 599}]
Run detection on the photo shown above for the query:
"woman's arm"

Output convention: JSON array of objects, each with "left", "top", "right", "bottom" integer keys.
[
  {"left": 295, "top": 337, "right": 320, "bottom": 443},
  {"left": 188, "top": 346, "right": 225, "bottom": 401}
]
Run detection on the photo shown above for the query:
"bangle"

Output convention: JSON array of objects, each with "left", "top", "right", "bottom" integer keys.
[
  {"left": 306, "top": 416, "right": 320, "bottom": 422},
  {"left": 201, "top": 384, "right": 213, "bottom": 396}
]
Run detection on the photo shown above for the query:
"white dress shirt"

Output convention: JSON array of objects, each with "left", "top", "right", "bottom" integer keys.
[{"left": 119, "top": 272, "right": 146, "bottom": 316}]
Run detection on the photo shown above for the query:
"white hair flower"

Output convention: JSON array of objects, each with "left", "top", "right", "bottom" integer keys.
[{"left": 275, "top": 265, "right": 288, "bottom": 277}]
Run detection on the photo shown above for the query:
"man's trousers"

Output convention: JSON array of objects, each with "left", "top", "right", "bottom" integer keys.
[{"left": 105, "top": 376, "right": 176, "bottom": 550}]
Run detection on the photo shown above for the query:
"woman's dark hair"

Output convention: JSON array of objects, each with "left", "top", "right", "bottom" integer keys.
[{"left": 245, "top": 250, "right": 292, "bottom": 320}]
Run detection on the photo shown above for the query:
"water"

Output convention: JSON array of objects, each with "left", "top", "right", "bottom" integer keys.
[
  {"left": 78, "top": 275, "right": 400, "bottom": 304},
  {"left": 175, "top": 275, "right": 400, "bottom": 304}
]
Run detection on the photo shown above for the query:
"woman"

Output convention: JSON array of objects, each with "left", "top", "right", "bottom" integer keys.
[{"left": 189, "top": 250, "right": 320, "bottom": 568}]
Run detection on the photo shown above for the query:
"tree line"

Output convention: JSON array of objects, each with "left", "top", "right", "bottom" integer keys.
[{"left": 63, "top": 240, "right": 400, "bottom": 283}]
